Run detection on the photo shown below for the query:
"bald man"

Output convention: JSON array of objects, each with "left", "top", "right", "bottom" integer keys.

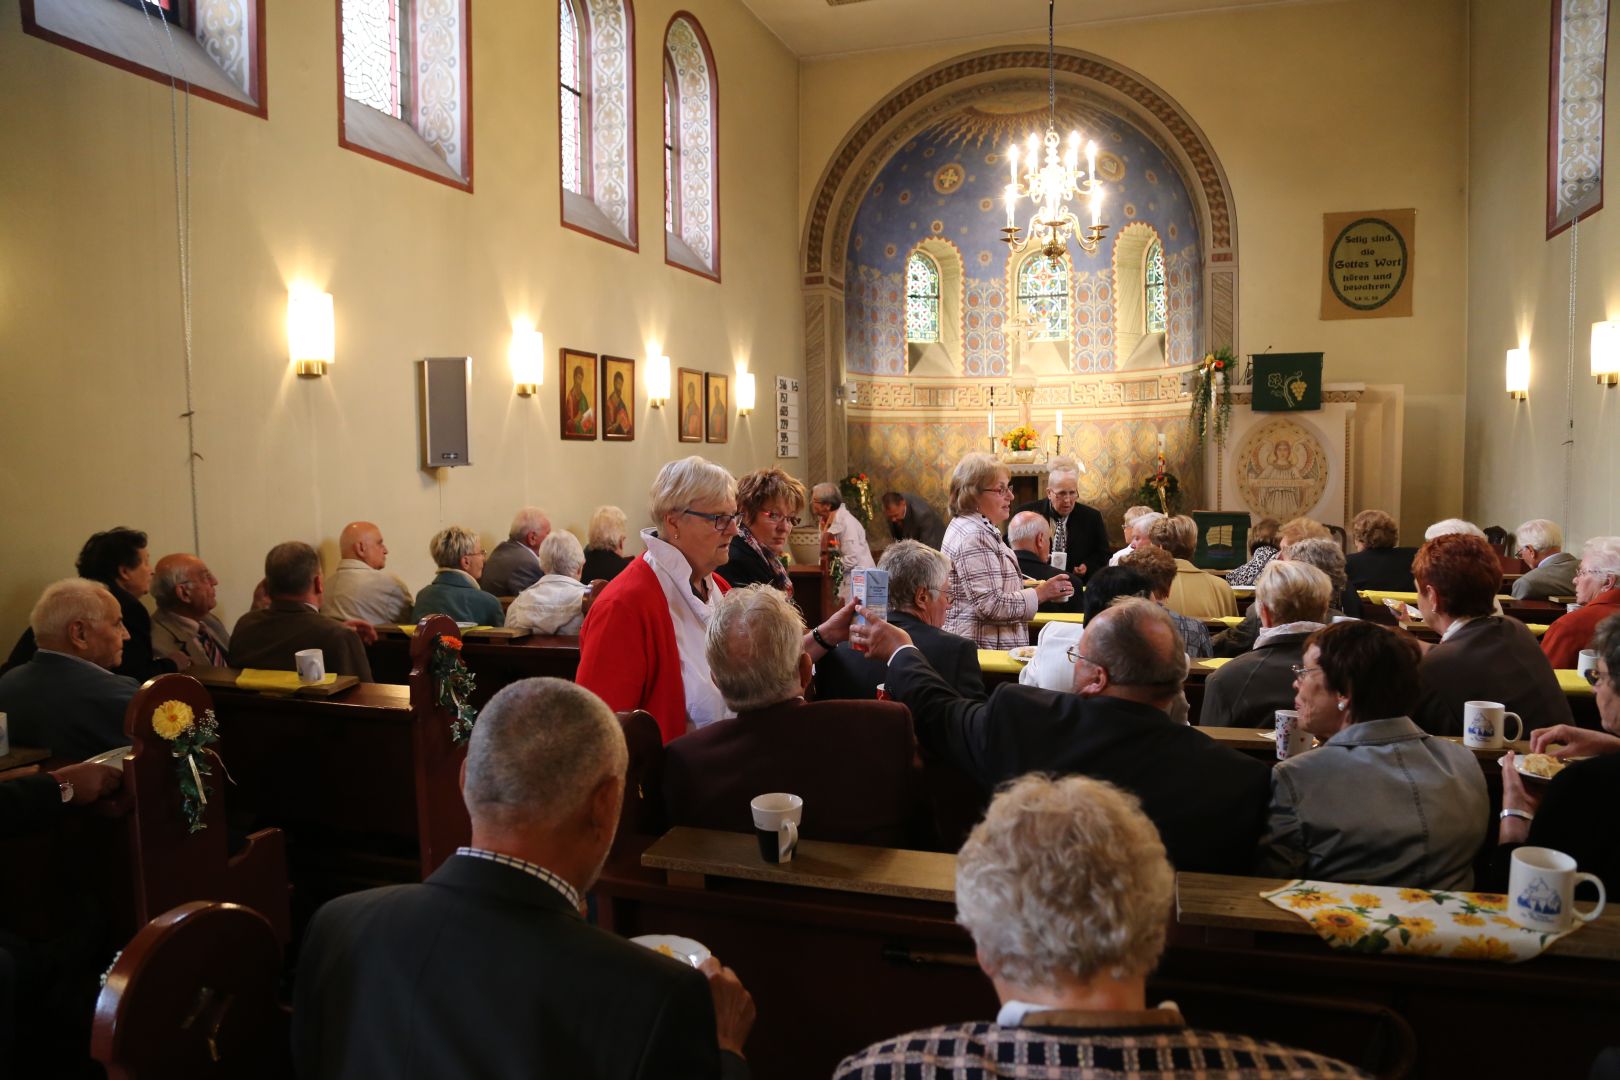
[
  {"left": 323, "top": 521, "right": 414, "bottom": 624},
  {"left": 150, "top": 553, "right": 231, "bottom": 668}
]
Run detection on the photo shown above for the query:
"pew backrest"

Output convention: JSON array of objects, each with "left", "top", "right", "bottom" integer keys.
[{"left": 408, "top": 615, "right": 475, "bottom": 877}]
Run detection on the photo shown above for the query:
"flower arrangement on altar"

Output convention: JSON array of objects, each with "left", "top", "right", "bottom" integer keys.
[
  {"left": 839, "top": 472, "right": 873, "bottom": 524},
  {"left": 151, "top": 699, "right": 221, "bottom": 834},
  {"left": 432, "top": 636, "right": 479, "bottom": 744},
  {"left": 999, "top": 423, "right": 1040, "bottom": 453},
  {"left": 1189, "top": 346, "right": 1236, "bottom": 450}
]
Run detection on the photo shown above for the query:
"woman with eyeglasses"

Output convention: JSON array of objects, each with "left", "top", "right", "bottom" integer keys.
[
  {"left": 1496, "top": 612, "right": 1620, "bottom": 896},
  {"left": 1255, "top": 620, "right": 1489, "bottom": 888},
  {"left": 718, "top": 468, "right": 807, "bottom": 593},
  {"left": 941, "top": 452, "right": 1073, "bottom": 649},
  {"left": 1539, "top": 536, "right": 1620, "bottom": 669},
  {"left": 577, "top": 457, "right": 855, "bottom": 744}
]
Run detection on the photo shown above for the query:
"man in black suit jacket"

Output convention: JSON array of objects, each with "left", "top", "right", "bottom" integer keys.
[
  {"left": 480, "top": 507, "right": 551, "bottom": 597},
  {"left": 1009, "top": 511, "right": 1083, "bottom": 614},
  {"left": 881, "top": 492, "right": 946, "bottom": 549},
  {"left": 0, "top": 579, "right": 139, "bottom": 761},
  {"left": 851, "top": 598, "right": 1271, "bottom": 875},
  {"left": 293, "top": 678, "right": 754, "bottom": 1079},
  {"left": 1013, "top": 457, "right": 1110, "bottom": 582}
]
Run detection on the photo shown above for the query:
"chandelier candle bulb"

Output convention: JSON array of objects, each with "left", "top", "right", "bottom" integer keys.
[
  {"left": 1087, "top": 140, "right": 1097, "bottom": 180},
  {"left": 1008, "top": 144, "right": 1019, "bottom": 185}
]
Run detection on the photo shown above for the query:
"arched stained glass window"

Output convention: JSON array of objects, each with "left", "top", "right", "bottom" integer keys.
[
  {"left": 664, "top": 15, "right": 719, "bottom": 279},
  {"left": 663, "top": 64, "right": 677, "bottom": 235},
  {"left": 560, "top": 0, "right": 584, "bottom": 194},
  {"left": 342, "top": 0, "right": 402, "bottom": 118},
  {"left": 906, "top": 252, "right": 941, "bottom": 343},
  {"left": 1017, "top": 254, "right": 1070, "bottom": 341},
  {"left": 1145, "top": 239, "right": 1166, "bottom": 334}
]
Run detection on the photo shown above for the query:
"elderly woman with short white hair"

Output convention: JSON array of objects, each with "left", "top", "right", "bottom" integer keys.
[
  {"left": 1201, "top": 559, "right": 1333, "bottom": 729},
  {"left": 942, "top": 453, "right": 1073, "bottom": 649},
  {"left": 577, "top": 456, "right": 855, "bottom": 744},
  {"left": 580, "top": 505, "right": 632, "bottom": 583},
  {"left": 505, "top": 530, "right": 595, "bottom": 636}
]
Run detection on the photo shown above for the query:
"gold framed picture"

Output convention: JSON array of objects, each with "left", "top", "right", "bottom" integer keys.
[
  {"left": 677, "top": 367, "right": 704, "bottom": 443},
  {"left": 705, "top": 372, "right": 729, "bottom": 444},
  {"left": 600, "top": 356, "right": 635, "bottom": 441},
  {"left": 560, "top": 348, "right": 598, "bottom": 440}
]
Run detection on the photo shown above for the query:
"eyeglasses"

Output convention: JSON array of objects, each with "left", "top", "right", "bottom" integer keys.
[
  {"left": 680, "top": 508, "right": 743, "bottom": 532},
  {"left": 1048, "top": 489, "right": 1079, "bottom": 499},
  {"left": 759, "top": 509, "right": 802, "bottom": 528},
  {"left": 1065, "top": 646, "right": 1095, "bottom": 665},
  {"left": 982, "top": 485, "right": 1011, "bottom": 497},
  {"left": 1290, "top": 664, "right": 1322, "bottom": 679}
]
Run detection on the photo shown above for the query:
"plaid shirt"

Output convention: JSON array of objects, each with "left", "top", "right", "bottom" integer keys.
[
  {"left": 454, "top": 847, "right": 583, "bottom": 912},
  {"left": 834, "top": 1014, "right": 1366, "bottom": 1079},
  {"left": 942, "top": 514, "right": 1038, "bottom": 649}
]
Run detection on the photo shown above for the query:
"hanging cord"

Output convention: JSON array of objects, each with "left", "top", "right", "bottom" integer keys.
[
  {"left": 1046, "top": 0, "right": 1056, "bottom": 125},
  {"left": 135, "top": 2, "right": 201, "bottom": 554},
  {"left": 1563, "top": 212, "right": 1580, "bottom": 529}
]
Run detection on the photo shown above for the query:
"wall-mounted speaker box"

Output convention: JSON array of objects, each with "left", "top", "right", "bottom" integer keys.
[{"left": 419, "top": 357, "right": 472, "bottom": 469}]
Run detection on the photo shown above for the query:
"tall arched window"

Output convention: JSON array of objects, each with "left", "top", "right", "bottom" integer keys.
[
  {"left": 906, "top": 252, "right": 941, "bottom": 343},
  {"left": 1145, "top": 239, "right": 1166, "bottom": 334},
  {"left": 1017, "top": 254, "right": 1070, "bottom": 341},
  {"left": 343, "top": 0, "right": 403, "bottom": 118},
  {"left": 560, "top": 0, "right": 584, "bottom": 194},
  {"left": 560, "top": 0, "right": 637, "bottom": 249},
  {"left": 663, "top": 61, "right": 677, "bottom": 235},
  {"left": 664, "top": 14, "right": 719, "bottom": 281}
]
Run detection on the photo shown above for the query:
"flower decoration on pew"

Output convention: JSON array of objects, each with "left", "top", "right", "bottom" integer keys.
[
  {"left": 432, "top": 635, "right": 479, "bottom": 744},
  {"left": 151, "top": 699, "right": 221, "bottom": 834}
]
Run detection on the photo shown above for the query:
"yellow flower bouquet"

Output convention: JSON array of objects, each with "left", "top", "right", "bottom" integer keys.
[
  {"left": 999, "top": 423, "right": 1040, "bottom": 452},
  {"left": 150, "top": 698, "right": 221, "bottom": 834}
]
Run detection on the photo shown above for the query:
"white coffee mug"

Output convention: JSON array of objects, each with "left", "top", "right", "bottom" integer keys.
[
  {"left": 294, "top": 648, "right": 326, "bottom": 684},
  {"left": 1463, "top": 700, "right": 1524, "bottom": 749},
  {"left": 1578, "top": 650, "right": 1600, "bottom": 680},
  {"left": 1509, "top": 846, "right": 1606, "bottom": 932},
  {"left": 750, "top": 792, "right": 802, "bottom": 864},
  {"left": 1048, "top": 551, "right": 1068, "bottom": 572},
  {"left": 1274, "top": 710, "right": 1311, "bottom": 761}
]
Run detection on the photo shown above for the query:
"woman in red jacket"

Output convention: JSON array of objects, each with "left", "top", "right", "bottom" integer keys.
[{"left": 577, "top": 456, "right": 855, "bottom": 743}]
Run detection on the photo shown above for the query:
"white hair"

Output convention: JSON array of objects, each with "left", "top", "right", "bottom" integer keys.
[
  {"left": 1516, "top": 519, "right": 1563, "bottom": 551},
  {"left": 956, "top": 775, "right": 1173, "bottom": 990},
  {"left": 704, "top": 585, "right": 805, "bottom": 712},
  {"left": 1130, "top": 512, "right": 1165, "bottom": 539},
  {"left": 879, "top": 540, "right": 950, "bottom": 613},
  {"left": 430, "top": 526, "right": 482, "bottom": 569},
  {"left": 1285, "top": 537, "right": 1349, "bottom": 598},
  {"left": 30, "top": 578, "right": 115, "bottom": 645},
  {"left": 509, "top": 507, "right": 551, "bottom": 542},
  {"left": 1007, "top": 512, "right": 1052, "bottom": 547},
  {"left": 1582, "top": 536, "right": 1620, "bottom": 575},
  {"left": 649, "top": 457, "right": 737, "bottom": 525},
  {"left": 1425, "top": 518, "right": 1485, "bottom": 540},
  {"left": 1255, "top": 559, "right": 1333, "bottom": 624},
  {"left": 587, "top": 506, "right": 628, "bottom": 551},
  {"left": 1046, "top": 455, "right": 1081, "bottom": 481},
  {"left": 539, "top": 530, "right": 586, "bottom": 578}
]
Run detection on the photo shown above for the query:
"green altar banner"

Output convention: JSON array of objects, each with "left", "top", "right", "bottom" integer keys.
[{"left": 1251, "top": 353, "right": 1323, "bottom": 412}]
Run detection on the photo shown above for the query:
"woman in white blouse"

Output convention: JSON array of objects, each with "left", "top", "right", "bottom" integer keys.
[{"left": 942, "top": 453, "right": 1073, "bottom": 649}]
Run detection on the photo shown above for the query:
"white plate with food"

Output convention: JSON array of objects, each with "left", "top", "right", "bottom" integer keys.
[
  {"left": 1007, "top": 645, "right": 1037, "bottom": 664},
  {"left": 1514, "top": 753, "right": 1575, "bottom": 782},
  {"left": 630, "top": 934, "right": 711, "bottom": 968},
  {"left": 82, "top": 745, "right": 132, "bottom": 771}
]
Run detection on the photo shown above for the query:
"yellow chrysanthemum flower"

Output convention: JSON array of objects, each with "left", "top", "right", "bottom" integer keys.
[
  {"left": 1452, "top": 913, "right": 1486, "bottom": 927},
  {"left": 1348, "top": 892, "right": 1382, "bottom": 909},
  {"left": 1309, "top": 910, "right": 1367, "bottom": 943},
  {"left": 151, "top": 699, "right": 195, "bottom": 741},
  {"left": 1453, "top": 935, "right": 1515, "bottom": 962},
  {"left": 1398, "top": 888, "right": 1432, "bottom": 904},
  {"left": 1398, "top": 916, "right": 1435, "bottom": 938}
]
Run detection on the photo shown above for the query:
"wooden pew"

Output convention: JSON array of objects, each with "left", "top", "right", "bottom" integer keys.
[
  {"left": 405, "top": 615, "right": 473, "bottom": 876},
  {"left": 367, "top": 628, "right": 581, "bottom": 704}
]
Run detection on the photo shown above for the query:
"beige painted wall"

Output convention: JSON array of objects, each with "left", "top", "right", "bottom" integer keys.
[
  {"left": 0, "top": 0, "right": 800, "bottom": 635},
  {"left": 798, "top": 0, "right": 1470, "bottom": 541},
  {"left": 1466, "top": 0, "right": 1620, "bottom": 545}
]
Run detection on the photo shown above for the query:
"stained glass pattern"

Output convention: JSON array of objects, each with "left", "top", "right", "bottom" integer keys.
[
  {"left": 560, "top": 0, "right": 583, "bottom": 193},
  {"left": 666, "top": 17, "right": 715, "bottom": 269},
  {"left": 342, "top": 0, "right": 399, "bottom": 118},
  {"left": 1018, "top": 254, "right": 1070, "bottom": 341},
  {"left": 906, "top": 253, "right": 941, "bottom": 343},
  {"left": 664, "top": 72, "right": 676, "bottom": 234},
  {"left": 1550, "top": 0, "right": 1608, "bottom": 232},
  {"left": 195, "top": 0, "right": 251, "bottom": 94},
  {"left": 1145, "top": 239, "right": 1167, "bottom": 334},
  {"left": 585, "top": 0, "right": 634, "bottom": 237},
  {"left": 416, "top": 0, "right": 465, "bottom": 175}
]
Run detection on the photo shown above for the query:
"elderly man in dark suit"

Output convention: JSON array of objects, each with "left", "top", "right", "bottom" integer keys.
[
  {"left": 230, "top": 542, "right": 375, "bottom": 680},
  {"left": 666, "top": 585, "right": 929, "bottom": 847},
  {"left": 0, "top": 578, "right": 139, "bottom": 760},
  {"left": 480, "top": 506, "right": 551, "bottom": 597},
  {"left": 294, "top": 678, "right": 755, "bottom": 1078},
  {"left": 881, "top": 491, "right": 945, "bottom": 550},
  {"left": 1201, "top": 560, "right": 1332, "bottom": 729},
  {"left": 1012, "top": 456, "right": 1110, "bottom": 582},
  {"left": 851, "top": 597, "right": 1270, "bottom": 874},
  {"left": 150, "top": 553, "right": 231, "bottom": 669},
  {"left": 1008, "top": 511, "right": 1083, "bottom": 614},
  {"left": 816, "top": 541, "right": 984, "bottom": 701}
]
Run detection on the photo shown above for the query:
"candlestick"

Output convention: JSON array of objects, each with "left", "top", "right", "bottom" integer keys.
[
  {"left": 1056, "top": 409, "right": 1063, "bottom": 431},
  {"left": 988, "top": 409, "right": 995, "bottom": 437},
  {"left": 1053, "top": 434, "right": 1063, "bottom": 456}
]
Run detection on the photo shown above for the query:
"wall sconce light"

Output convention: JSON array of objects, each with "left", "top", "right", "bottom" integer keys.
[
  {"left": 509, "top": 324, "right": 544, "bottom": 396},
  {"left": 1505, "top": 347, "right": 1530, "bottom": 401},
  {"left": 287, "top": 288, "right": 334, "bottom": 377},
  {"left": 1592, "top": 321, "right": 1620, "bottom": 387},
  {"left": 737, "top": 371, "right": 756, "bottom": 415},
  {"left": 647, "top": 353, "right": 672, "bottom": 406}
]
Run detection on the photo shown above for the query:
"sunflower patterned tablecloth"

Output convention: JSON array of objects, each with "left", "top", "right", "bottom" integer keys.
[{"left": 1261, "top": 880, "right": 1575, "bottom": 963}]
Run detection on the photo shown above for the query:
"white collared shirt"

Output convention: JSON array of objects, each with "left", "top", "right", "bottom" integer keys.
[
  {"left": 1255, "top": 620, "right": 1327, "bottom": 648},
  {"left": 640, "top": 528, "right": 732, "bottom": 729},
  {"left": 323, "top": 558, "right": 414, "bottom": 624},
  {"left": 454, "top": 846, "right": 581, "bottom": 911},
  {"left": 1440, "top": 614, "right": 1480, "bottom": 642}
]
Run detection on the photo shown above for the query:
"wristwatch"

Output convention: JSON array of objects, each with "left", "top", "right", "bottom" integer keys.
[
  {"left": 1499, "top": 808, "right": 1534, "bottom": 823},
  {"left": 58, "top": 780, "right": 74, "bottom": 804}
]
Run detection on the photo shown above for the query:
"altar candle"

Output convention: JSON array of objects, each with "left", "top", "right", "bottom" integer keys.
[
  {"left": 988, "top": 409, "right": 995, "bottom": 436},
  {"left": 1158, "top": 432, "right": 1167, "bottom": 455},
  {"left": 1055, "top": 409, "right": 1063, "bottom": 432}
]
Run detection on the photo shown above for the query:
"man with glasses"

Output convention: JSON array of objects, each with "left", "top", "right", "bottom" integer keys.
[
  {"left": 1510, "top": 518, "right": 1579, "bottom": 601},
  {"left": 1013, "top": 456, "right": 1110, "bottom": 583},
  {"left": 1541, "top": 536, "right": 1620, "bottom": 669},
  {"left": 880, "top": 491, "right": 945, "bottom": 550},
  {"left": 850, "top": 597, "right": 1270, "bottom": 874}
]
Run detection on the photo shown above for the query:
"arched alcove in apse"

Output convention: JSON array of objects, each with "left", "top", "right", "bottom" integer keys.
[{"left": 800, "top": 46, "right": 1237, "bottom": 525}]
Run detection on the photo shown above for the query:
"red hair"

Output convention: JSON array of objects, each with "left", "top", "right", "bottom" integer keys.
[{"left": 1412, "top": 533, "right": 1502, "bottom": 618}]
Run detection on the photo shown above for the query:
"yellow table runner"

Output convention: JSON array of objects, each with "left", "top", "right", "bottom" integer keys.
[
  {"left": 1262, "top": 880, "right": 1573, "bottom": 962},
  {"left": 1031, "top": 611, "right": 1085, "bottom": 626},
  {"left": 235, "top": 669, "right": 338, "bottom": 692},
  {"left": 1196, "top": 657, "right": 1233, "bottom": 670},
  {"left": 1556, "top": 669, "right": 1595, "bottom": 697},
  {"left": 394, "top": 624, "right": 493, "bottom": 636},
  {"left": 1360, "top": 589, "right": 1514, "bottom": 606},
  {"left": 977, "top": 649, "right": 1024, "bottom": 675}
]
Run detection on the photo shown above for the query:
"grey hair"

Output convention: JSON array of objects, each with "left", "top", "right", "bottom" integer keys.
[
  {"left": 509, "top": 507, "right": 551, "bottom": 542},
  {"left": 151, "top": 556, "right": 198, "bottom": 608},
  {"left": 539, "top": 530, "right": 586, "bottom": 578},
  {"left": 1593, "top": 613, "right": 1620, "bottom": 685},
  {"left": 587, "top": 506, "right": 628, "bottom": 551},
  {"left": 1007, "top": 511, "right": 1052, "bottom": 547},
  {"left": 704, "top": 585, "right": 805, "bottom": 712},
  {"left": 649, "top": 456, "right": 737, "bottom": 525},
  {"left": 1517, "top": 518, "right": 1563, "bottom": 551},
  {"left": 264, "top": 541, "right": 321, "bottom": 595},
  {"left": 1285, "top": 537, "right": 1348, "bottom": 598},
  {"left": 463, "top": 678, "right": 627, "bottom": 827},
  {"left": 1121, "top": 505, "right": 1156, "bottom": 525},
  {"left": 1129, "top": 512, "right": 1165, "bottom": 539},
  {"left": 879, "top": 540, "right": 950, "bottom": 614},
  {"left": 1425, "top": 518, "right": 1485, "bottom": 540},
  {"left": 1582, "top": 536, "right": 1620, "bottom": 577},
  {"left": 948, "top": 452, "right": 1009, "bottom": 517},
  {"left": 810, "top": 481, "right": 842, "bottom": 510},
  {"left": 430, "top": 526, "right": 482, "bottom": 569},
  {"left": 1084, "top": 597, "right": 1189, "bottom": 690},
  {"left": 956, "top": 774, "right": 1173, "bottom": 990},
  {"left": 30, "top": 578, "right": 116, "bottom": 644},
  {"left": 1255, "top": 559, "right": 1333, "bottom": 624},
  {"left": 1046, "top": 455, "right": 1080, "bottom": 483}
]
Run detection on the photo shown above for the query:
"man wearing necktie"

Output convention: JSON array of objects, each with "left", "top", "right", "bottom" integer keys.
[{"left": 150, "top": 553, "right": 232, "bottom": 668}]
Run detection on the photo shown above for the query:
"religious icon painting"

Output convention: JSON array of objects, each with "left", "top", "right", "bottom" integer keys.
[
  {"left": 678, "top": 368, "right": 705, "bottom": 443},
  {"left": 560, "top": 349, "right": 598, "bottom": 440},
  {"left": 705, "top": 373, "right": 729, "bottom": 444},
  {"left": 600, "top": 356, "right": 635, "bottom": 442}
]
